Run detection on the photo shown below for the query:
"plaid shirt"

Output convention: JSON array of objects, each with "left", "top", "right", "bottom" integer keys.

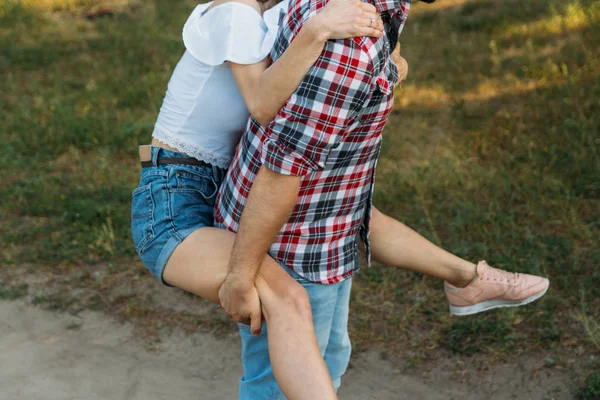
[{"left": 215, "top": 0, "right": 410, "bottom": 284}]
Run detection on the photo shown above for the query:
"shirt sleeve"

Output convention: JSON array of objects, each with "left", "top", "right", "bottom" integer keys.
[
  {"left": 182, "top": 2, "right": 272, "bottom": 66},
  {"left": 260, "top": 39, "right": 374, "bottom": 176}
]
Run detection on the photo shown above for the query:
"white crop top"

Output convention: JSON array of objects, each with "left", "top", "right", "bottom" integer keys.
[{"left": 151, "top": 1, "right": 287, "bottom": 168}]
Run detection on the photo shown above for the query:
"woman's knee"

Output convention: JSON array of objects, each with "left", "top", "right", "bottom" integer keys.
[
  {"left": 288, "top": 283, "right": 312, "bottom": 319},
  {"left": 267, "top": 282, "right": 313, "bottom": 324}
]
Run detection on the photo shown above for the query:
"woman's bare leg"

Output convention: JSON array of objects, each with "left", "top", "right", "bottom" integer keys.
[
  {"left": 370, "top": 207, "right": 477, "bottom": 287},
  {"left": 163, "top": 227, "right": 337, "bottom": 400}
]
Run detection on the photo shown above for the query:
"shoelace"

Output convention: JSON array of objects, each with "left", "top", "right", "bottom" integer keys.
[{"left": 482, "top": 262, "right": 520, "bottom": 284}]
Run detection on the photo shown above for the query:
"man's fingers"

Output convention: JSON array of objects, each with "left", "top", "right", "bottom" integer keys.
[{"left": 250, "top": 311, "right": 262, "bottom": 336}]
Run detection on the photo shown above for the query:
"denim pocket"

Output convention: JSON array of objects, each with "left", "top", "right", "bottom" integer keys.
[
  {"left": 172, "top": 165, "right": 217, "bottom": 199},
  {"left": 167, "top": 165, "right": 217, "bottom": 231},
  {"left": 131, "top": 183, "right": 155, "bottom": 254}
]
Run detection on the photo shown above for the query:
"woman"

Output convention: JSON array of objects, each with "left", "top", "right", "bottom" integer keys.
[
  {"left": 131, "top": 0, "right": 549, "bottom": 398},
  {"left": 133, "top": 0, "right": 386, "bottom": 398}
]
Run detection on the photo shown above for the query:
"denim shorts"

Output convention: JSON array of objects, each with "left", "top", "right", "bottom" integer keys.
[{"left": 130, "top": 147, "right": 226, "bottom": 284}]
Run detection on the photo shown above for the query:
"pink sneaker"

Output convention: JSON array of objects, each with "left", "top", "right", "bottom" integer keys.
[{"left": 445, "top": 261, "right": 550, "bottom": 316}]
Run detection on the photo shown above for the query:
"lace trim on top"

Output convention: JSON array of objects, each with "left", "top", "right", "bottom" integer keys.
[{"left": 152, "top": 129, "right": 232, "bottom": 169}]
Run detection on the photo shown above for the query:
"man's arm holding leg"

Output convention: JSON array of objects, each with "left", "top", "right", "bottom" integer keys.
[{"left": 219, "top": 166, "right": 301, "bottom": 336}]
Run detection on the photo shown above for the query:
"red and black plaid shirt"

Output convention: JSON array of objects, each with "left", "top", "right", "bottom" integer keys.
[{"left": 215, "top": 0, "right": 410, "bottom": 284}]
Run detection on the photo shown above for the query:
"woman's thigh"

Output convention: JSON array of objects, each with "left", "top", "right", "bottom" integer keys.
[
  {"left": 163, "top": 226, "right": 310, "bottom": 310},
  {"left": 162, "top": 226, "right": 233, "bottom": 303}
]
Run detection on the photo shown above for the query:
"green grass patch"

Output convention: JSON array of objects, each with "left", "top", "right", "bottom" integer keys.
[
  {"left": 0, "top": 283, "right": 29, "bottom": 300},
  {"left": 441, "top": 316, "right": 515, "bottom": 355},
  {"left": 576, "top": 371, "right": 600, "bottom": 400}
]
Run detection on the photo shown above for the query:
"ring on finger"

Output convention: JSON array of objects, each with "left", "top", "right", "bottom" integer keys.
[{"left": 369, "top": 17, "right": 374, "bottom": 27}]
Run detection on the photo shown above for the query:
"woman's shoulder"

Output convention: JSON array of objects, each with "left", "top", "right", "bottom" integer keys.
[{"left": 183, "top": 0, "right": 271, "bottom": 66}]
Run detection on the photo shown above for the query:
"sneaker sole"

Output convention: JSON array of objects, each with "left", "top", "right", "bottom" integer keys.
[{"left": 449, "top": 281, "right": 550, "bottom": 316}]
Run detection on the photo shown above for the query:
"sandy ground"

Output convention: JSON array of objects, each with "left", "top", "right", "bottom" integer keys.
[
  {"left": 0, "top": 300, "right": 448, "bottom": 400},
  {"left": 0, "top": 299, "right": 577, "bottom": 400}
]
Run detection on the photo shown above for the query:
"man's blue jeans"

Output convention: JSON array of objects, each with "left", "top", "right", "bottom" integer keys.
[{"left": 238, "top": 263, "right": 353, "bottom": 399}]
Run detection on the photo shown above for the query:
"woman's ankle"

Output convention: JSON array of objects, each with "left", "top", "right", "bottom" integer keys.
[{"left": 447, "top": 262, "right": 477, "bottom": 288}]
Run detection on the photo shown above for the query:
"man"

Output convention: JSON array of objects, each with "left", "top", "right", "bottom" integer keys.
[
  {"left": 214, "top": 0, "right": 549, "bottom": 396},
  {"left": 214, "top": 0, "right": 410, "bottom": 396}
]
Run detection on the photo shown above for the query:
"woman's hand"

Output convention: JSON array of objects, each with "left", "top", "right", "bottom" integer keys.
[
  {"left": 392, "top": 42, "right": 408, "bottom": 88},
  {"left": 310, "top": 0, "right": 384, "bottom": 40}
]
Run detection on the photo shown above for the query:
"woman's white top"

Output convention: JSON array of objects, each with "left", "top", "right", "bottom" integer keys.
[{"left": 151, "top": 1, "right": 287, "bottom": 168}]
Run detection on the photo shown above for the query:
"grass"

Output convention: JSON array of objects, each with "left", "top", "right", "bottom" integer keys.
[
  {"left": 0, "top": 0, "right": 598, "bottom": 378},
  {"left": 0, "top": 282, "right": 29, "bottom": 300},
  {"left": 576, "top": 371, "right": 600, "bottom": 400},
  {"left": 351, "top": 0, "right": 600, "bottom": 362}
]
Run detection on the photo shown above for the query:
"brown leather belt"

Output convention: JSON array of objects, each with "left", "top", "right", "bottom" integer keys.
[{"left": 140, "top": 158, "right": 212, "bottom": 169}]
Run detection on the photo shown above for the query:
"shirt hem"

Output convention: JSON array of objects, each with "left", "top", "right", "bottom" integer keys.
[{"left": 287, "top": 265, "right": 359, "bottom": 285}]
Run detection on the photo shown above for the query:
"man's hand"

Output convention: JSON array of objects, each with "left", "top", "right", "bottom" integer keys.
[
  {"left": 218, "top": 166, "right": 300, "bottom": 337},
  {"left": 219, "top": 273, "right": 263, "bottom": 336},
  {"left": 392, "top": 42, "right": 408, "bottom": 89}
]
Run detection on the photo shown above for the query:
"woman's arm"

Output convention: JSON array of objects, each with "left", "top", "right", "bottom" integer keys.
[{"left": 231, "top": 0, "right": 384, "bottom": 126}]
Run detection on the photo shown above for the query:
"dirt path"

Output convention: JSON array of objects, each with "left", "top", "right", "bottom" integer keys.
[
  {"left": 0, "top": 298, "right": 579, "bottom": 400},
  {"left": 0, "top": 300, "right": 450, "bottom": 400}
]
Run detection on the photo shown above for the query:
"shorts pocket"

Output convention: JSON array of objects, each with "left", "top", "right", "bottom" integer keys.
[
  {"left": 167, "top": 166, "right": 217, "bottom": 231},
  {"left": 131, "top": 183, "right": 155, "bottom": 254},
  {"left": 172, "top": 165, "right": 218, "bottom": 200}
]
